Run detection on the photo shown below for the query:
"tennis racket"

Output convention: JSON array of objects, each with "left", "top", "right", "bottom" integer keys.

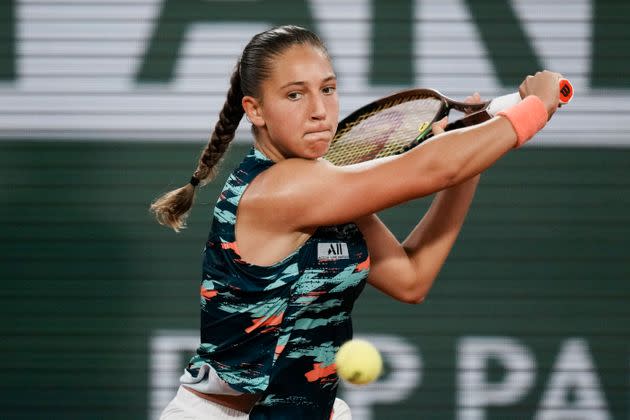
[{"left": 324, "top": 79, "right": 573, "bottom": 166}]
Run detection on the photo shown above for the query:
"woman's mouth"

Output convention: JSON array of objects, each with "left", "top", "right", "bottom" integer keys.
[{"left": 304, "top": 129, "right": 331, "bottom": 140}]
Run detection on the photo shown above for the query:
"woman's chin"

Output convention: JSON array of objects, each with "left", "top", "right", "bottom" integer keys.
[{"left": 306, "top": 141, "right": 330, "bottom": 159}]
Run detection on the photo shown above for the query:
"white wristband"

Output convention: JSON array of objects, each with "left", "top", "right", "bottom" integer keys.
[{"left": 486, "top": 92, "right": 522, "bottom": 117}]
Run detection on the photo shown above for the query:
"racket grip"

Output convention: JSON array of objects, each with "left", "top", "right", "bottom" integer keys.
[
  {"left": 486, "top": 78, "right": 573, "bottom": 117},
  {"left": 486, "top": 92, "right": 521, "bottom": 117}
]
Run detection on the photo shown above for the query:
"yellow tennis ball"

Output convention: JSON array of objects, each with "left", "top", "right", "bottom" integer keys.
[{"left": 335, "top": 339, "right": 383, "bottom": 385}]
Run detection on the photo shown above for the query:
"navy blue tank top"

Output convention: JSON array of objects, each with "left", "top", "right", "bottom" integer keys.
[{"left": 186, "top": 148, "right": 370, "bottom": 418}]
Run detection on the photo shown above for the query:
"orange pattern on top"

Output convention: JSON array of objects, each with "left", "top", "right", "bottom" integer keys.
[
  {"left": 221, "top": 241, "right": 240, "bottom": 253},
  {"left": 356, "top": 256, "right": 370, "bottom": 272},
  {"left": 304, "top": 362, "right": 337, "bottom": 382},
  {"left": 245, "top": 313, "right": 284, "bottom": 334},
  {"left": 200, "top": 287, "right": 218, "bottom": 299}
]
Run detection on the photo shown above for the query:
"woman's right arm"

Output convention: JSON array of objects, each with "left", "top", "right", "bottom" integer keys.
[
  {"left": 291, "top": 116, "right": 517, "bottom": 225},
  {"left": 251, "top": 71, "right": 562, "bottom": 229}
]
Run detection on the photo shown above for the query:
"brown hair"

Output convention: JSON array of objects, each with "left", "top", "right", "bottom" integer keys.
[{"left": 150, "top": 25, "right": 329, "bottom": 231}]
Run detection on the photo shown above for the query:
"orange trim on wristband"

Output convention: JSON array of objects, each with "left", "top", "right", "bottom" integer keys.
[{"left": 497, "top": 95, "right": 548, "bottom": 147}]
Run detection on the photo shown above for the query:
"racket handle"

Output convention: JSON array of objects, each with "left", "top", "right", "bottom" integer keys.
[
  {"left": 486, "top": 92, "right": 521, "bottom": 117},
  {"left": 486, "top": 78, "right": 574, "bottom": 117}
]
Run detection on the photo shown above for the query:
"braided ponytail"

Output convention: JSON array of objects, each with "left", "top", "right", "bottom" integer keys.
[
  {"left": 150, "top": 65, "right": 244, "bottom": 232},
  {"left": 150, "top": 25, "right": 329, "bottom": 232}
]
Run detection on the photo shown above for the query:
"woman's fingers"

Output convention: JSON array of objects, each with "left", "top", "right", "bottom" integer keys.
[
  {"left": 465, "top": 92, "right": 482, "bottom": 105},
  {"left": 431, "top": 116, "right": 448, "bottom": 135}
]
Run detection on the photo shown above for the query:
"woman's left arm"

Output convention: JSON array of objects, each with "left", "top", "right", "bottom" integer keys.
[
  {"left": 356, "top": 173, "right": 479, "bottom": 304},
  {"left": 356, "top": 96, "right": 483, "bottom": 304}
]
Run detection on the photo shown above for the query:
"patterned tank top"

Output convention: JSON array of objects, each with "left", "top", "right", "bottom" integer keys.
[{"left": 185, "top": 148, "right": 370, "bottom": 419}]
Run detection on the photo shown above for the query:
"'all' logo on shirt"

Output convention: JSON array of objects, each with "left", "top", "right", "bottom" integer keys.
[{"left": 317, "top": 243, "right": 350, "bottom": 261}]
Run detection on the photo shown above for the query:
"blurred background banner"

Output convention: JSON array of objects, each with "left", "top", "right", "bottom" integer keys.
[
  {"left": 2, "top": 0, "right": 630, "bottom": 145},
  {"left": 1, "top": 1, "right": 628, "bottom": 419}
]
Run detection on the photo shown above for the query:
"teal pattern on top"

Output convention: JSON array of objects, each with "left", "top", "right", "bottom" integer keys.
[{"left": 185, "top": 148, "right": 370, "bottom": 419}]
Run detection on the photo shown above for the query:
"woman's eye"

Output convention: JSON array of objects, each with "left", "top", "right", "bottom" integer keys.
[
  {"left": 287, "top": 92, "right": 302, "bottom": 100},
  {"left": 322, "top": 86, "right": 336, "bottom": 95}
]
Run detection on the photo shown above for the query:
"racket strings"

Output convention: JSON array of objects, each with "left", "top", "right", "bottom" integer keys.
[
  {"left": 336, "top": 97, "right": 407, "bottom": 136},
  {"left": 326, "top": 96, "right": 443, "bottom": 166},
  {"left": 337, "top": 94, "right": 424, "bottom": 133}
]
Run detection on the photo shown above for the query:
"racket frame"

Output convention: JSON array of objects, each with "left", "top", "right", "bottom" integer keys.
[{"left": 330, "top": 88, "right": 492, "bottom": 162}]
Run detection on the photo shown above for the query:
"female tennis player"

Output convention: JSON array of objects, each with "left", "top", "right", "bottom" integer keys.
[{"left": 151, "top": 25, "right": 562, "bottom": 419}]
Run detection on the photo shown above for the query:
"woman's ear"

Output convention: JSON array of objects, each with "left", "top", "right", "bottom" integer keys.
[{"left": 242, "top": 96, "right": 265, "bottom": 127}]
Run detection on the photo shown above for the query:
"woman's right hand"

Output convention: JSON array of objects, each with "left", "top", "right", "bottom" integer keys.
[{"left": 519, "top": 70, "right": 563, "bottom": 119}]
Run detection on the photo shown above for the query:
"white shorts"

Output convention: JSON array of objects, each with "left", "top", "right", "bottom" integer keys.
[
  {"left": 159, "top": 386, "right": 248, "bottom": 420},
  {"left": 331, "top": 397, "right": 353, "bottom": 420},
  {"left": 159, "top": 386, "right": 352, "bottom": 419}
]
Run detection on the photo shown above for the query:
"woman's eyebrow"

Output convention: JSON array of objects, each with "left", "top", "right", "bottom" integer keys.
[{"left": 280, "top": 75, "right": 336, "bottom": 90}]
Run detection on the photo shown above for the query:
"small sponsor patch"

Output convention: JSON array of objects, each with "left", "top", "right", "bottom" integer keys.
[{"left": 317, "top": 243, "right": 350, "bottom": 260}]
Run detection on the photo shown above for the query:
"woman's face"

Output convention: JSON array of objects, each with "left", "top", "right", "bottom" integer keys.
[{"left": 243, "top": 44, "right": 339, "bottom": 161}]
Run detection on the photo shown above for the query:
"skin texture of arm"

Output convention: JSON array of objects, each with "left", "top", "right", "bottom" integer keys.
[
  {"left": 249, "top": 115, "right": 516, "bottom": 229},
  {"left": 248, "top": 70, "right": 560, "bottom": 234}
]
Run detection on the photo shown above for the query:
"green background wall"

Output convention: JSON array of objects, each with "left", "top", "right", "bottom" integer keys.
[
  {"left": 1, "top": 142, "right": 628, "bottom": 419},
  {"left": 1, "top": 0, "right": 629, "bottom": 419}
]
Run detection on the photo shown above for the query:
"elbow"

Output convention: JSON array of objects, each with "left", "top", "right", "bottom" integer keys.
[
  {"left": 399, "top": 267, "right": 434, "bottom": 304},
  {"left": 398, "top": 258, "right": 435, "bottom": 305},
  {"left": 400, "top": 283, "right": 428, "bottom": 305},
  {"left": 390, "top": 258, "right": 433, "bottom": 304},
  {"left": 402, "top": 293, "right": 426, "bottom": 305}
]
